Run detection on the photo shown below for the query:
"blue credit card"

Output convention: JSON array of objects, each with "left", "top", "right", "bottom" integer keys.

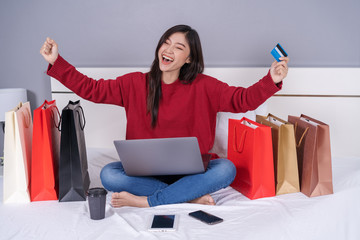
[{"left": 271, "top": 43, "right": 288, "bottom": 62}]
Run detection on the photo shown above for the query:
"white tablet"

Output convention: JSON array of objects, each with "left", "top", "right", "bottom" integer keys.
[{"left": 148, "top": 214, "right": 179, "bottom": 232}]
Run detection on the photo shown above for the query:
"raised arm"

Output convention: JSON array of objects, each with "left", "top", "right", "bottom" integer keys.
[
  {"left": 40, "top": 38, "right": 126, "bottom": 106},
  {"left": 216, "top": 57, "right": 290, "bottom": 113}
]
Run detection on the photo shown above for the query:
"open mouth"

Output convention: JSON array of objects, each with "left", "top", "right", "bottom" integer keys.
[{"left": 162, "top": 54, "right": 174, "bottom": 64}]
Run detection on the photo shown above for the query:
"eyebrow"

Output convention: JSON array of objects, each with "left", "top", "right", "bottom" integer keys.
[
  {"left": 176, "top": 42, "right": 186, "bottom": 48},
  {"left": 166, "top": 38, "right": 186, "bottom": 48}
]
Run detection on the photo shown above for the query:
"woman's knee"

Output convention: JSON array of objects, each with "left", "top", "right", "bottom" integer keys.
[
  {"left": 100, "top": 161, "right": 125, "bottom": 190},
  {"left": 209, "top": 159, "right": 236, "bottom": 182}
]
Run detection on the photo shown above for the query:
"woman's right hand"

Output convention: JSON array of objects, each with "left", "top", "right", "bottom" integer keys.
[{"left": 40, "top": 37, "right": 58, "bottom": 65}]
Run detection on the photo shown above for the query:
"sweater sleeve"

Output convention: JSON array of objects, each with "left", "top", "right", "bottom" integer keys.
[
  {"left": 47, "top": 55, "right": 126, "bottom": 106},
  {"left": 217, "top": 70, "right": 282, "bottom": 113}
]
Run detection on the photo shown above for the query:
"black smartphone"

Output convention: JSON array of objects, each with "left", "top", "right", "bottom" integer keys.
[{"left": 188, "top": 210, "right": 223, "bottom": 225}]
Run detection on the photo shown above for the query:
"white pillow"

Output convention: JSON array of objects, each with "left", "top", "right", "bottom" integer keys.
[{"left": 210, "top": 102, "right": 268, "bottom": 158}]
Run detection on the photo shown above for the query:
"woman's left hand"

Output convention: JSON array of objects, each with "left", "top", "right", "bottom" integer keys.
[{"left": 270, "top": 57, "right": 289, "bottom": 84}]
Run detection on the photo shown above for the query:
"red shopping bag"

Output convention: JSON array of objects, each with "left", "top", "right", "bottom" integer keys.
[
  {"left": 30, "top": 100, "right": 61, "bottom": 201},
  {"left": 228, "top": 117, "right": 275, "bottom": 199}
]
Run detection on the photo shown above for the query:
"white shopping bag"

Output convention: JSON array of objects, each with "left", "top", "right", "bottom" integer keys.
[{"left": 3, "top": 102, "right": 33, "bottom": 203}]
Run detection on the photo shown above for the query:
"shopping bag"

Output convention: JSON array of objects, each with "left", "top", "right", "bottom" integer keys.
[
  {"left": 3, "top": 102, "right": 32, "bottom": 203},
  {"left": 31, "top": 100, "right": 61, "bottom": 201},
  {"left": 288, "top": 114, "right": 333, "bottom": 197},
  {"left": 256, "top": 114, "right": 300, "bottom": 195},
  {"left": 227, "top": 117, "right": 275, "bottom": 199},
  {"left": 58, "top": 100, "right": 90, "bottom": 202}
]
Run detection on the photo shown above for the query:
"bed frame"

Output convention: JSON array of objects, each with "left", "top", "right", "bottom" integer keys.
[{"left": 51, "top": 67, "right": 360, "bottom": 158}]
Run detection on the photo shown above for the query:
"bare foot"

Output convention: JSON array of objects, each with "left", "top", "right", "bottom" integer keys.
[
  {"left": 189, "top": 194, "right": 215, "bottom": 205},
  {"left": 111, "top": 191, "right": 149, "bottom": 208}
]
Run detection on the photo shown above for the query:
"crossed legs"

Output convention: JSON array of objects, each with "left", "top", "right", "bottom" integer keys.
[{"left": 100, "top": 158, "right": 236, "bottom": 207}]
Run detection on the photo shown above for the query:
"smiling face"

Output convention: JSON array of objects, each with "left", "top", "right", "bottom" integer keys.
[{"left": 158, "top": 32, "right": 191, "bottom": 82}]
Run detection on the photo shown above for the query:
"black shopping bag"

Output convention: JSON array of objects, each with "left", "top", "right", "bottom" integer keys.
[{"left": 59, "top": 100, "right": 90, "bottom": 202}]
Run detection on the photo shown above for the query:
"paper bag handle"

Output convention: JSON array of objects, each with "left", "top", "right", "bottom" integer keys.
[
  {"left": 233, "top": 126, "right": 247, "bottom": 153},
  {"left": 15, "top": 102, "right": 31, "bottom": 128},
  {"left": 76, "top": 106, "right": 86, "bottom": 131},
  {"left": 22, "top": 106, "right": 32, "bottom": 128},
  {"left": 50, "top": 106, "right": 61, "bottom": 130},
  {"left": 58, "top": 105, "right": 86, "bottom": 131},
  {"left": 294, "top": 122, "right": 309, "bottom": 147}
]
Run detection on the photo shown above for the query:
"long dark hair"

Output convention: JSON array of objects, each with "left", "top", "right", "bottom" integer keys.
[{"left": 147, "top": 25, "right": 204, "bottom": 128}]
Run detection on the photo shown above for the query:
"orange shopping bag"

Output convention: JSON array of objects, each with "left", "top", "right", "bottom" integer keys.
[
  {"left": 227, "top": 117, "right": 275, "bottom": 199},
  {"left": 31, "top": 100, "right": 61, "bottom": 201}
]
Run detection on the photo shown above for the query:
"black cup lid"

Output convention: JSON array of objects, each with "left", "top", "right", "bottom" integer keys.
[{"left": 87, "top": 187, "right": 107, "bottom": 197}]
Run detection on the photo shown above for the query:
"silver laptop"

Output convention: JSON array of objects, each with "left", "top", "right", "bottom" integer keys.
[{"left": 113, "top": 137, "right": 210, "bottom": 176}]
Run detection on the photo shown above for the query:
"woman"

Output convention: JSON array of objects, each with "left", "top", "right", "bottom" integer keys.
[{"left": 40, "top": 25, "right": 289, "bottom": 208}]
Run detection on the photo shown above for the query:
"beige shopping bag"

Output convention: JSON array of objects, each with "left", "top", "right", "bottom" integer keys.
[
  {"left": 256, "top": 114, "right": 300, "bottom": 195},
  {"left": 3, "top": 102, "right": 33, "bottom": 203}
]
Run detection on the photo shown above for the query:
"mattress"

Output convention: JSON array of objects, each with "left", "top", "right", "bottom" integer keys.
[{"left": 0, "top": 148, "right": 359, "bottom": 240}]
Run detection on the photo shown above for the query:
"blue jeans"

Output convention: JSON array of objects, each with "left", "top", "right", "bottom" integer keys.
[{"left": 100, "top": 159, "right": 236, "bottom": 207}]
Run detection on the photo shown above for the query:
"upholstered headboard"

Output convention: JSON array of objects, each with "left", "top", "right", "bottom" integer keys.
[{"left": 51, "top": 67, "right": 360, "bottom": 158}]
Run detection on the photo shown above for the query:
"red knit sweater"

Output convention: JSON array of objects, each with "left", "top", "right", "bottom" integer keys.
[{"left": 47, "top": 56, "right": 281, "bottom": 154}]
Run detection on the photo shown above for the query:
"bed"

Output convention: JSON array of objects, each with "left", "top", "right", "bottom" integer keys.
[{"left": 0, "top": 67, "right": 359, "bottom": 240}]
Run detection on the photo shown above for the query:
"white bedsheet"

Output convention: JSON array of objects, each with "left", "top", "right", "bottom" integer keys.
[{"left": 1, "top": 148, "right": 360, "bottom": 240}]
